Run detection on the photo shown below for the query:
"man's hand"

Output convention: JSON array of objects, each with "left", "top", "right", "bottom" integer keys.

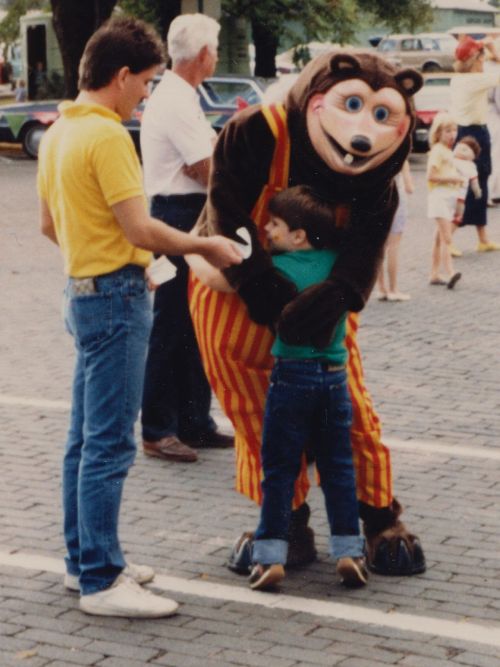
[{"left": 199, "top": 235, "right": 244, "bottom": 269}]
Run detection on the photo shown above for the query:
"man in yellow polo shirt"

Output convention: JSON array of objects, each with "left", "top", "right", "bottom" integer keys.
[{"left": 37, "top": 16, "right": 241, "bottom": 618}]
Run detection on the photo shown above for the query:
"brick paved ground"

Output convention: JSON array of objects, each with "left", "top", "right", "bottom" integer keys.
[{"left": 1, "top": 150, "right": 500, "bottom": 666}]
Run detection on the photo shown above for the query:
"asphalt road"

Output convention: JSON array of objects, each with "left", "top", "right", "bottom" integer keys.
[{"left": 1, "top": 149, "right": 500, "bottom": 666}]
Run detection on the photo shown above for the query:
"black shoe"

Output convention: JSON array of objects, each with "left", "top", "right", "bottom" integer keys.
[
  {"left": 227, "top": 532, "right": 253, "bottom": 574},
  {"left": 184, "top": 430, "right": 234, "bottom": 449},
  {"left": 447, "top": 272, "right": 461, "bottom": 290}
]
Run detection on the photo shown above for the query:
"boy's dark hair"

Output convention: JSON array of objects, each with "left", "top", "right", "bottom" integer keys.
[
  {"left": 268, "top": 185, "right": 334, "bottom": 249},
  {"left": 79, "top": 16, "right": 165, "bottom": 91},
  {"left": 458, "top": 135, "right": 481, "bottom": 158}
]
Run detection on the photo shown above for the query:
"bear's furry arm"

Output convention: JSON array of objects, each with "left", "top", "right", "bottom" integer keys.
[
  {"left": 199, "top": 107, "right": 298, "bottom": 324},
  {"left": 329, "top": 182, "right": 399, "bottom": 308},
  {"left": 278, "top": 183, "right": 398, "bottom": 348}
]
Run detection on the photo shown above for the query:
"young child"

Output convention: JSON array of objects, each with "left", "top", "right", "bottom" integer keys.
[
  {"left": 377, "top": 160, "right": 414, "bottom": 302},
  {"left": 14, "top": 79, "right": 27, "bottom": 103},
  {"left": 453, "top": 136, "right": 482, "bottom": 224},
  {"left": 186, "top": 186, "right": 367, "bottom": 591},
  {"left": 427, "top": 112, "right": 463, "bottom": 289}
]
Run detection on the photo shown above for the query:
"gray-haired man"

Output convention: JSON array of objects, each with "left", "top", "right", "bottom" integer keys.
[{"left": 141, "top": 14, "right": 233, "bottom": 463}]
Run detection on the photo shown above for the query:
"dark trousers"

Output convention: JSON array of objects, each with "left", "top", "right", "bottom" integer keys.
[
  {"left": 255, "top": 360, "right": 360, "bottom": 554},
  {"left": 456, "top": 124, "right": 491, "bottom": 227},
  {"left": 141, "top": 194, "right": 216, "bottom": 441}
]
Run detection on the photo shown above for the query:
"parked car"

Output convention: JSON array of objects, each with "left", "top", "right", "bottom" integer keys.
[
  {"left": 377, "top": 33, "right": 458, "bottom": 72},
  {"left": 412, "top": 73, "right": 452, "bottom": 152},
  {"left": 0, "top": 75, "right": 265, "bottom": 159}
]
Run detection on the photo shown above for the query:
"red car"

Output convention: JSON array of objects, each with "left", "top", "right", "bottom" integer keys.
[{"left": 412, "top": 74, "right": 452, "bottom": 152}]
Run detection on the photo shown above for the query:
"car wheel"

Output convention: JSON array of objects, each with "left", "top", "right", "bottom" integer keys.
[
  {"left": 22, "top": 123, "right": 47, "bottom": 159},
  {"left": 422, "top": 62, "right": 441, "bottom": 73}
]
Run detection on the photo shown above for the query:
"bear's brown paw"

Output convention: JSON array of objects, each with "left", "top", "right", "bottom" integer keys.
[{"left": 366, "top": 520, "right": 426, "bottom": 576}]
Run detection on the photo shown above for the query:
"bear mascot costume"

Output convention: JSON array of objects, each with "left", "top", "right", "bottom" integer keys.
[{"left": 189, "top": 51, "right": 426, "bottom": 576}]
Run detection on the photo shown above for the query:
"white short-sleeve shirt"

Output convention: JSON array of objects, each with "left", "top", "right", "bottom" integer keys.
[
  {"left": 140, "top": 70, "right": 217, "bottom": 197},
  {"left": 450, "top": 72, "right": 500, "bottom": 126}
]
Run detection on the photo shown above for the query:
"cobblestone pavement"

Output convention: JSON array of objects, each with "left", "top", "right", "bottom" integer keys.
[{"left": 1, "top": 150, "right": 500, "bottom": 666}]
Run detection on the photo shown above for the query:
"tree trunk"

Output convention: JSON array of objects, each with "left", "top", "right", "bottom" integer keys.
[
  {"left": 50, "top": 0, "right": 117, "bottom": 98},
  {"left": 156, "top": 0, "right": 181, "bottom": 41},
  {"left": 251, "top": 19, "right": 278, "bottom": 78}
]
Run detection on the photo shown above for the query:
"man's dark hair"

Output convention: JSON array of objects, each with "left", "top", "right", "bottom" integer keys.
[
  {"left": 268, "top": 185, "right": 334, "bottom": 249},
  {"left": 458, "top": 135, "right": 481, "bottom": 159},
  {"left": 79, "top": 16, "right": 165, "bottom": 91}
]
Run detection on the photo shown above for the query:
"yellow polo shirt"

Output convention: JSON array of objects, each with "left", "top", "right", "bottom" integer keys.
[{"left": 37, "top": 101, "right": 151, "bottom": 277}]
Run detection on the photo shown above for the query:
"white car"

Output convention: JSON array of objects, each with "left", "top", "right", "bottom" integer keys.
[{"left": 377, "top": 33, "right": 458, "bottom": 72}]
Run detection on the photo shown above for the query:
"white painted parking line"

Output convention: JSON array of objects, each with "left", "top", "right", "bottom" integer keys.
[
  {"left": 387, "top": 437, "right": 500, "bottom": 461},
  {"left": 2, "top": 393, "right": 499, "bottom": 461},
  {"left": 0, "top": 394, "right": 71, "bottom": 410},
  {"left": 0, "top": 550, "right": 499, "bottom": 648}
]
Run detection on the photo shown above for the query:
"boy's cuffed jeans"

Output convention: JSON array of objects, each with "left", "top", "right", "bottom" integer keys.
[{"left": 253, "top": 360, "right": 363, "bottom": 564}]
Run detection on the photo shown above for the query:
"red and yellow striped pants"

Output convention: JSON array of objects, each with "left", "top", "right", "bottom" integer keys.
[{"left": 189, "top": 280, "right": 392, "bottom": 509}]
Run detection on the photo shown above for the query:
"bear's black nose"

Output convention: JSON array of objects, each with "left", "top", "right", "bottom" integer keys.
[{"left": 351, "top": 135, "right": 372, "bottom": 153}]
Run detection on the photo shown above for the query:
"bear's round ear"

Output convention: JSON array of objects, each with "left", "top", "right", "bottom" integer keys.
[
  {"left": 330, "top": 53, "right": 361, "bottom": 76},
  {"left": 394, "top": 69, "right": 423, "bottom": 97}
]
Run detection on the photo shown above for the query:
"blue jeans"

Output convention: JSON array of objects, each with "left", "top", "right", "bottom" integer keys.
[
  {"left": 253, "top": 359, "right": 364, "bottom": 566},
  {"left": 141, "top": 194, "right": 216, "bottom": 441},
  {"left": 63, "top": 265, "right": 152, "bottom": 595}
]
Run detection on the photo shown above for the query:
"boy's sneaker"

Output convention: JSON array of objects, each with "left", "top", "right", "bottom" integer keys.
[
  {"left": 64, "top": 562, "right": 155, "bottom": 592},
  {"left": 248, "top": 563, "right": 285, "bottom": 591},
  {"left": 336, "top": 556, "right": 368, "bottom": 588},
  {"left": 79, "top": 574, "right": 178, "bottom": 618}
]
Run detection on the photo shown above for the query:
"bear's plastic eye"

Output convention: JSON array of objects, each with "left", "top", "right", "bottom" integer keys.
[
  {"left": 345, "top": 96, "right": 363, "bottom": 113},
  {"left": 373, "top": 105, "right": 390, "bottom": 122}
]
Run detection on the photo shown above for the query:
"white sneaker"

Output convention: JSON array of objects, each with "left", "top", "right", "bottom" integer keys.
[
  {"left": 65, "top": 562, "right": 155, "bottom": 592},
  {"left": 79, "top": 574, "right": 178, "bottom": 618}
]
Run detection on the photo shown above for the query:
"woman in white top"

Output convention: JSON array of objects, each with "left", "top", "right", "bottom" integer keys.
[{"left": 450, "top": 36, "right": 500, "bottom": 251}]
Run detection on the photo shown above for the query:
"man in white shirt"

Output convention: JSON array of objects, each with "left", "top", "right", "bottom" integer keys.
[{"left": 140, "top": 13, "right": 233, "bottom": 462}]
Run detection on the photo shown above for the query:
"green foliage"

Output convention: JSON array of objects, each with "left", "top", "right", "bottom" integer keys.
[
  {"left": 222, "top": 0, "right": 433, "bottom": 46},
  {"left": 357, "top": 0, "right": 433, "bottom": 33},
  {"left": 0, "top": 0, "right": 47, "bottom": 46},
  {"left": 223, "top": 0, "right": 356, "bottom": 46},
  {"left": 119, "top": 0, "right": 161, "bottom": 29}
]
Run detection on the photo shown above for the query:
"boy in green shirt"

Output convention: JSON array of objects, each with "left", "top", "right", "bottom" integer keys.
[{"left": 187, "top": 185, "right": 367, "bottom": 591}]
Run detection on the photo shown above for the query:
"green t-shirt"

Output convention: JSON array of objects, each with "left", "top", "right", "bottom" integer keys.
[{"left": 271, "top": 248, "right": 347, "bottom": 365}]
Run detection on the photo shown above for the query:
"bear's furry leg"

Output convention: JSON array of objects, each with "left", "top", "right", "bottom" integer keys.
[
  {"left": 286, "top": 502, "right": 317, "bottom": 568},
  {"left": 227, "top": 503, "right": 317, "bottom": 574},
  {"left": 359, "top": 498, "right": 426, "bottom": 576}
]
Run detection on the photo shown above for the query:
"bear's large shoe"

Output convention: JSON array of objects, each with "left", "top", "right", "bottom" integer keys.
[
  {"left": 227, "top": 503, "right": 317, "bottom": 574},
  {"left": 360, "top": 498, "right": 426, "bottom": 576}
]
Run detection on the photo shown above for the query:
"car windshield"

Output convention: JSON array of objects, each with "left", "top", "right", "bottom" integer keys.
[
  {"left": 401, "top": 39, "right": 416, "bottom": 51},
  {"left": 421, "top": 38, "right": 439, "bottom": 51},
  {"left": 200, "top": 80, "right": 262, "bottom": 107},
  {"left": 378, "top": 39, "right": 397, "bottom": 52}
]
